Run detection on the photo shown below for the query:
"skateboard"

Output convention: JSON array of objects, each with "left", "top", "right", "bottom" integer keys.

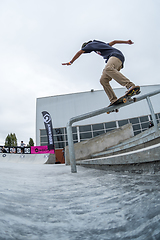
[{"left": 107, "top": 86, "right": 141, "bottom": 114}]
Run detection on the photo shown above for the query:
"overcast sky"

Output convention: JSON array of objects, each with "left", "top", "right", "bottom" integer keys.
[{"left": 0, "top": 0, "right": 160, "bottom": 146}]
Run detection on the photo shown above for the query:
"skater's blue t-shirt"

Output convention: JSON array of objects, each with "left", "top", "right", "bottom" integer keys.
[{"left": 82, "top": 40, "right": 125, "bottom": 67}]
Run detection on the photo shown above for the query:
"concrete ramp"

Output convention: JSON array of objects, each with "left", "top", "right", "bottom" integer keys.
[{"left": 0, "top": 153, "right": 55, "bottom": 164}]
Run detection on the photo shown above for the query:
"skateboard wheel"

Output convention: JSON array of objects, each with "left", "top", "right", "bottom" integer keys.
[
  {"left": 133, "top": 97, "right": 137, "bottom": 102},
  {"left": 123, "top": 98, "right": 127, "bottom": 103},
  {"left": 107, "top": 112, "right": 110, "bottom": 114}
]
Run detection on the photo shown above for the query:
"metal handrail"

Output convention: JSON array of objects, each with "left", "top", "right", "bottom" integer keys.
[{"left": 66, "top": 88, "right": 160, "bottom": 173}]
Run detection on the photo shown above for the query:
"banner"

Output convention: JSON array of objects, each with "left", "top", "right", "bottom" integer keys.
[
  {"left": 0, "top": 146, "right": 31, "bottom": 154},
  {"left": 0, "top": 145, "right": 55, "bottom": 154},
  {"left": 31, "top": 145, "right": 54, "bottom": 154},
  {"left": 42, "top": 111, "right": 54, "bottom": 150}
]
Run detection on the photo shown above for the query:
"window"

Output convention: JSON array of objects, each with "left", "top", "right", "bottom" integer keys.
[
  {"left": 118, "top": 119, "right": 129, "bottom": 127},
  {"left": 40, "top": 129, "right": 47, "bottom": 135},
  {"left": 93, "top": 130, "right": 105, "bottom": 137},
  {"left": 80, "top": 132, "right": 92, "bottom": 140},
  {"left": 41, "top": 142, "right": 47, "bottom": 146},
  {"left": 140, "top": 116, "right": 149, "bottom": 122},
  {"left": 105, "top": 122, "right": 116, "bottom": 129},
  {"left": 55, "top": 142, "right": 65, "bottom": 149},
  {"left": 92, "top": 123, "right": 104, "bottom": 131},
  {"left": 134, "top": 130, "right": 141, "bottom": 136},
  {"left": 141, "top": 122, "right": 149, "bottom": 129},
  {"left": 106, "top": 128, "right": 114, "bottom": 133},
  {"left": 40, "top": 136, "right": 48, "bottom": 142},
  {"left": 79, "top": 125, "right": 91, "bottom": 132},
  {"left": 129, "top": 117, "right": 139, "bottom": 124},
  {"left": 54, "top": 135, "right": 64, "bottom": 142},
  {"left": 72, "top": 127, "right": 77, "bottom": 133},
  {"left": 53, "top": 128, "right": 63, "bottom": 135},
  {"left": 73, "top": 134, "right": 78, "bottom": 141},
  {"left": 133, "top": 124, "right": 141, "bottom": 131}
]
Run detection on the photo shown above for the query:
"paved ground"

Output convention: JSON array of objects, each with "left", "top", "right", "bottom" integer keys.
[{"left": 0, "top": 161, "right": 160, "bottom": 240}]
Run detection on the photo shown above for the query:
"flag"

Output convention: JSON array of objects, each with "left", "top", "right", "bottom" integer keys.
[{"left": 42, "top": 111, "right": 54, "bottom": 150}]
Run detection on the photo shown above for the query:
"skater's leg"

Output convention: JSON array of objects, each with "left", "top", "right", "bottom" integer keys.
[
  {"left": 100, "top": 71, "right": 117, "bottom": 104},
  {"left": 104, "top": 57, "right": 135, "bottom": 89}
]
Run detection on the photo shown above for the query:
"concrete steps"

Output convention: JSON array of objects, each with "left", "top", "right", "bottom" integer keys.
[
  {"left": 91, "top": 124, "right": 160, "bottom": 158},
  {"left": 76, "top": 124, "right": 160, "bottom": 174},
  {"left": 76, "top": 142, "right": 160, "bottom": 174}
]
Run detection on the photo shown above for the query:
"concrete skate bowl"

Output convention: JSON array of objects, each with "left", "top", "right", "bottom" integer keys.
[{"left": 0, "top": 153, "right": 55, "bottom": 164}]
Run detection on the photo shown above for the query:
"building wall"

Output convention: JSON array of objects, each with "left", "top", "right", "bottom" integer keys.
[{"left": 36, "top": 84, "right": 160, "bottom": 147}]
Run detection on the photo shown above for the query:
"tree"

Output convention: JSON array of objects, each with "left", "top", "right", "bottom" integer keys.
[
  {"left": 28, "top": 138, "right": 34, "bottom": 146},
  {"left": 5, "top": 133, "right": 17, "bottom": 146}
]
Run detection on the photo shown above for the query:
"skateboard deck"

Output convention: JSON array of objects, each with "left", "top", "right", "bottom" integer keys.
[{"left": 107, "top": 86, "right": 141, "bottom": 114}]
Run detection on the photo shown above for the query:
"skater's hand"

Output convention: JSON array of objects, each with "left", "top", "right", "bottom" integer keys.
[
  {"left": 62, "top": 62, "right": 72, "bottom": 66},
  {"left": 127, "top": 40, "right": 134, "bottom": 45},
  {"left": 62, "top": 50, "right": 84, "bottom": 66}
]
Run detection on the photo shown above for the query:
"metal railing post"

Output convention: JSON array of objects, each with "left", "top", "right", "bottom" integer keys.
[
  {"left": 146, "top": 96, "right": 158, "bottom": 131},
  {"left": 66, "top": 122, "right": 77, "bottom": 173}
]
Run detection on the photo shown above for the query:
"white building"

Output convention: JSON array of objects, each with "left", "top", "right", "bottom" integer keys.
[{"left": 36, "top": 84, "right": 160, "bottom": 149}]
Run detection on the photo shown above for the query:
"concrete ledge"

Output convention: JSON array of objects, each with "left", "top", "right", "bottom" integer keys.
[
  {"left": 65, "top": 123, "right": 133, "bottom": 165},
  {"left": 77, "top": 143, "right": 160, "bottom": 173}
]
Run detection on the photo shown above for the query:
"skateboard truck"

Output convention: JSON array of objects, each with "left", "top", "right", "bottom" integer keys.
[
  {"left": 107, "top": 109, "right": 119, "bottom": 114},
  {"left": 107, "top": 86, "right": 140, "bottom": 114},
  {"left": 123, "top": 96, "right": 137, "bottom": 103},
  {"left": 107, "top": 97, "right": 137, "bottom": 114}
]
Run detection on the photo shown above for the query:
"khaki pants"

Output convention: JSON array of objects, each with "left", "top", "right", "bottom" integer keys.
[{"left": 100, "top": 57, "right": 135, "bottom": 103}]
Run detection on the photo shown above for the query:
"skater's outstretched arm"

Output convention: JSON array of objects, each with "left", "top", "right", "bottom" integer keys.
[
  {"left": 62, "top": 50, "right": 85, "bottom": 66},
  {"left": 109, "top": 40, "right": 134, "bottom": 46}
]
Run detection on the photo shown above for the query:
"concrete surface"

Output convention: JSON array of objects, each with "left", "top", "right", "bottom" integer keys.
[
  {"left": 0, "top": 162, "right": 160, "bottom": 240},
  {"left": 0, "top": 153, "right": 55, "bottom": 164},
  {"left": 65, "top": 123, "right": 133, "bottom": 164}
]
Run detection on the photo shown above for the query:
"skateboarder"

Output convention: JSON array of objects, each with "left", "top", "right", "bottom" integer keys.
[{"left": 62, "top": 39, "right": 139, "bottom": 105}]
